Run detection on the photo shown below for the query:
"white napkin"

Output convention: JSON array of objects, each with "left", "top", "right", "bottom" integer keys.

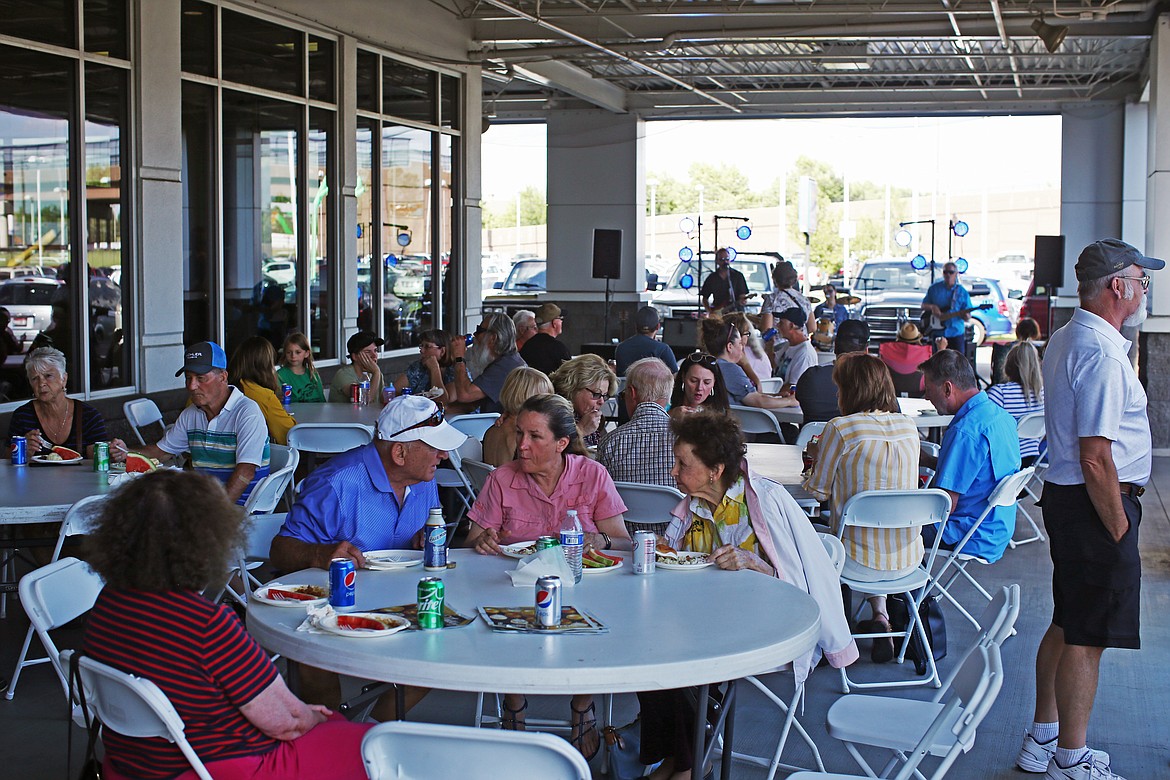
[
  {"left": 506, "top": 546, "right": 577, "bottom": 589},
  {"left": 296, "top": 603, "right": 336, "bottom": 634}
]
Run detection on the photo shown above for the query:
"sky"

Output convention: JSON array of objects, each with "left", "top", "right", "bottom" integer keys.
[{"left": 481, "top": 115, "right": 1063, "bottom": 203}]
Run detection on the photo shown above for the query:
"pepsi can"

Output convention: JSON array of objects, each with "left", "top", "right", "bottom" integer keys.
[
  {"left": 329, "top": 558, "right": 356, "bottom": 610},
  {"left": 11, "top": 436, "right": 27, "bottom": 466},
  {"left": 465, "top": 333, "right": 475, "bottom": 347},
  {"left": 632, "top": 531, "right": 656, "bottom": 575},
  {"left": 399, "top": 386, "right": 412, "bottom": 396},
  {"left": 281, "top": 384, "right": 293, "bottom": 407},
  {"left": 762, "top": 327, "right": 778, "bottom": 343},
  {"left": 382, "top": 386, "right": 395, "bottom": 405},
  {"left": 535, "top": 575, "right": 562, "bottom": 628}
]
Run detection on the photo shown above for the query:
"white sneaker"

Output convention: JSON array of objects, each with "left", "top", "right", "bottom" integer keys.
[
  {"left": 1017, "top": 733, "right": 1110, "bottom": 774},
  {"left": 1044, "top": 753, "right": 1124, "bottom": 780}
]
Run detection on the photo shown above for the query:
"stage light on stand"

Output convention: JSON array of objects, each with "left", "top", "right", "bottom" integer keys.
[
  {"left": 894, "top": 229, "right": 913, "bottom": 248},
  {"left": 397, "top": 232, "right": 412, "bottom": 247},
  {"left": 910, "top": 254, "right": 928, "bottom": 270},
  {"left": 679, "top": 246, "right": 693, "bottom": 262},
  {"left": 680, "top": 273, "right": 694, "bottom": 289},
  {"left": 736, "top": 225, "right": 752, "bottom": 240},
  {"left": 955, "top": 257, "right": 969, "bottom": 273},
  {"left": 951, "top": 220, "right": 969, "bottom": 238},
  {"left": 726, "top": 247, "right": 738, "bottom": 261},
  {"left": 679, "top": 217, "right": 695, "bottom": 234}
]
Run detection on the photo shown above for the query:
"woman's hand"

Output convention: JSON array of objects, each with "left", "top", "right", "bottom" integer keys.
[
  {"left": 472, "top": 526, "right": 503, "bottom": 556},
  {"left": 578, "top": 408, "right": 602, "bottom": 437},
  {"left": 23, "top": 429, "right": 46, "bottom": 453},
  {"left": 710, "top": 544, "right": 774, "bottom": 576}
]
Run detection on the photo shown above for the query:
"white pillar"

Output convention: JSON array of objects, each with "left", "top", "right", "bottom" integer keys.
[{"left": 1142, "top": 14, "right": 1170, "bottom": 448}]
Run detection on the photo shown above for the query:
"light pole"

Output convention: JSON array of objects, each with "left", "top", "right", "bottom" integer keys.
[
  {"left": 27, "top": 156, "right": 46, "bottom": 266},
  {"left": 648, "top": 178, "right": 658, "bottom": 268},
  {"left": 53, "top": 186, "right": 66, "bottom": 264}
]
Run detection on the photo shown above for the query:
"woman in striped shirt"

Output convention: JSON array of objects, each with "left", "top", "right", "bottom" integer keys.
[
  {"left": 802, "top": 353, "right": 922, "bottom": 663},
  {"left": 987, "top": 341, "right": 1044, "bottom": 464}
]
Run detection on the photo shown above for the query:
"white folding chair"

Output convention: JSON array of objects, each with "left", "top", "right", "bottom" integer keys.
[
  {"left": 795, "top": 421, "right": 827, "bottom": 451},
  {"left": 462, "top": 458, "right": 495, "bottom": 495},
  {"left": 242, "top": 445, "right": 298, "bottom": 515},
  {"left": 790, "top": 644, "right": 1004, "bottom": 780},
  {"left": 449, "top": 412, "right": 501, "bottom": 442},
  {"left": 123, "top": 398, "right": 165, "bottom": 446},
  {"left": 222, "top": 513, "right": 292, "bottom": 607},
  {"left": 924, "top": 468, "right": 1034, "bottom": 630},
  {"left": 1011, "top": 413, "right": 1047, "bottom": 548},
  {"left": 615, "top": 481, "right": 685, "bottom": 537},
  {"left": 287, "top": 422, "right": 373, "bottom": 455},
  {"left": 730, "top": 404, "right": 786, "bottom": 442},
  {"left": 818, "top": 532, "right": 847, "bottom": 575},
  {"left": 837, "top": 489, "right": 953, "bottom": 692},
  {"left": 9, "top": 558, "right": 103, "bottom": 701},
  {"left": 362, "top": 721, "right": 591, "bottom": 780},
  {"left": 758, "top": 377, "right": 785, "bottom": 395},
  {"left": 435, "top": 436, "right": 479, "bottom": 517},
  {"left": 61, "top": 650, "right": 214, "bottom": 780}
]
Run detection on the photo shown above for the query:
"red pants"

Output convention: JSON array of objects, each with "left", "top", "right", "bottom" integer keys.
[{"left": 103, "top": 713, "right": 372, "bottom": 780}]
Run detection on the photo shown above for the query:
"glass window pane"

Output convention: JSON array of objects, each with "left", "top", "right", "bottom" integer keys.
[
  {"left": 0, "top": 0, "right": 76, "bottom": 49},
  {"left": 221, "top": 9, "right": 303, "bottom": 97},
  {"left": 356, "top": 50, "right": 378, "bottom": 113},
  {"left": 84, "top": 64, "right": 131, "bottom": 390},
  {"left": 440, "top": 74, "right": 459, "bottom": 130},
  {"left": 0, "top": 44, "right": 73, "bottom": 398},
  {"left": 181, "top": 82, "right": 215, "bottom": 348},
  {"left": 308, "top": 109, "right": 334, "bottom": 361},
  {"left": 181, "top": 0, "right": 215, "bottom": 77},
  {"left": 356, "top": 118, "right": 376, "bottom": 337},
  {"left": 221, "top": 90, "right": 300, "bottom": 358},
  {"left": 438, "top": 134, "right": 455, "bottom": 330},
  {"left": 308, "top": 36, "right": 334, "bottom": 103},
  {"left": 84, "top": 0, "right": 127, "bottom": 59},
  {"left": 381, "top": 125, "right": 430, "bottom": 348},
  {"left": 383, "top": 58, "right": 434, "bottom": 125}
]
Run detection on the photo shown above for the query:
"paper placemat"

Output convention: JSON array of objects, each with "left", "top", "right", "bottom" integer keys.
[
  {"left": 477, "top": 605, "right": 608, "bottom": 634},
  {"left": 372, "top": 603, "right": 475, "bottom": 631}
]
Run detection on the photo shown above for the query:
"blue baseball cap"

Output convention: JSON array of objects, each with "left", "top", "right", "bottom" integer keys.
[{"left": 176, "top": 341, "right": 228, "bottom": 377}]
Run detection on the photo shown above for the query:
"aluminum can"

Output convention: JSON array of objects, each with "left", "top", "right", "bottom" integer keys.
[
  {"left": 399, "top": 386, "right": 412, "bottom": 396},
  {"left": 382, "top": 386, "right": 395, "bottom": 405},
  {"left": 417, "top": 577, "right": 445, "bottom": 630},
  {"left": 424, "top": 508, "right": 448, "bottom": 570},
  {"left": 465, "top": 333, "right": 475, "bottom": 347},
  {"left": 535, "top": 536, "right": 560, "bottom": 551},
  {"left": 93, "top": 442, "right": 110, "bottom": 472},
  {"left": 329, "top": 558, "right": 357, "bottom": 609},
  {"left": 280, "top": 384, "right": 293, "bottom": 407},
  {"left": 350, "top": 382, "right": 361, "bottom": 404},
  {"left": 11, "top": 436, "right": 27, "bottom": 466},
  {"left": 632, "top": 530, "right": 657, "bottom": 575},
  {"left": 535, "top": 575, "right": 562, "bottom": 627}
]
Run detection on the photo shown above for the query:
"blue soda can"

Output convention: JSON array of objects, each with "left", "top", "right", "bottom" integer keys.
[
  {"left": 329, "top": 558, "right": 356, "bottom": 610},
  {"left": 382, "top": 386, "right": 395, "bottom": 405},
  {"left": 11, "top": 436, "right": 28, "bottom": 466},
  {"left": 465, "top": 333, "right": 475, "bottom": 347},
  {"left": 535, "top": 576, "right": 562, "bottom": 628},
  {"left": 399, "top": 387, "right": 412, "bottom": 396},
  {"left": 281, "top": 384, "right": 293, "bottom": 407},
  {"left": 762, "top": 327, "right": 778, "bottom": 342}
]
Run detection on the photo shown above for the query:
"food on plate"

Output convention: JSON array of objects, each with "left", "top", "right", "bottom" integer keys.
[
  {"left": 656, "top": 550, "right": 709, "bottom": 566},
  {"left": 125, "top": 452, "right": 163, "bottom": 473},
  {"left": 656, "top": 542, "right": 677, "bottom": 556},
  {"left": 507, "top": 543, "right": 537, "bottom": 557},
  {"left": 266, "top": 585, "right": 327, "bottom": 601},
  {"left": 335, "top": 614, "right": 400, "bottom": 631},
  {"left": 52, "top": 445, "right": 82, "bottom": 460},
  {"left": 582, "top": 549, "right": 620, "bottom": 569},
  {"left": 42, "top": 452, "right": 63, "bottom": 461}
]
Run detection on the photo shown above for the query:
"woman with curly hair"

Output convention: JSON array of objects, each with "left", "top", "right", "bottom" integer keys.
[
  {"left": 229, "top": 336, "right": 295, "bottom": 444},
  {"left": 82, "top": 470, "right": 371, "bottom": 780},
  {"left": 549, "top": 353, "right": 618, "bottom": 447}
]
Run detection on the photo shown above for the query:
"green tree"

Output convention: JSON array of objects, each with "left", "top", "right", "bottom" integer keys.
[{"left": 483, "top": 186, "right": 546, "bottom": 229}]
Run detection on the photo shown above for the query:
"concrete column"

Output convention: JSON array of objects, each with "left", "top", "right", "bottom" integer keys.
[
  {"left": 133, "top": 0, "right": 185, "bottom": 392},
  {"left": 461, "top": 71, "right": 484, "bottom": 335},
  {"left": 337, "top": 37, "right": 359, "bottom": 351},
  {"left": 546, "top": 110, "right": 645, "bottom": 349},
  {"left": 1143, "top": 15, "right": 1170, "bottom": 449}
]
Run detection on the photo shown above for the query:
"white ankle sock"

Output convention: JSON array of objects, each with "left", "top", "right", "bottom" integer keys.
[
  {"left": 1055, "top": 746, "right": 1090, "bottom": 768},
  {"left": 1031, "top": 722, "right": 1059, "bottom": 743}
]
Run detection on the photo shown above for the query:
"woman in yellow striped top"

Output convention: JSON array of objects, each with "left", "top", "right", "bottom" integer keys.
[{"left": 802, "top": 353, "right": 921, "bottom": 661}]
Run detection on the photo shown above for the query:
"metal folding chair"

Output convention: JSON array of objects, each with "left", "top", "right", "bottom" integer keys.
[
  {"left": 614, "top": 481, "right": 684, "bottom": 538},
  {"left": 448, "top": 413, "right": 501, "bottom": 442},
  {"left": 122, "top": 398, "right": 166, "bottom": 446},
  {"left": 730, "top": 404, "right": 786, "bottom": 442},
  {"left": 1011, "top": 413, "right": 1047, "bottom": 548}
]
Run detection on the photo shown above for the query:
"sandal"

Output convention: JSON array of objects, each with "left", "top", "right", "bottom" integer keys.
[
  {"left": 501, "top": 696, "right": 527, "bottom": 731},
  {"left": 570, "top": 699, "right": 601, "bottom": 761},
  {"left": 857, "top": 617, "right": 896, "bottom": 664}
]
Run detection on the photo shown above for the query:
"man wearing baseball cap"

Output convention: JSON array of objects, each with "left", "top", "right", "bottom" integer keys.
[
  {"left": 519, "top": 302, "right": 571, "bottom": 375},
  {"left": 614, "top": 306, "right": 677, "bottom": 376},
  {"left": 271, "top": 395, "right": 466, "bottom": 719},
  {"left": 329, "top": 330, "right": 386, "bottom": 403},
  {"left": 1016, "top": 239, "right": 1162, "bottom": 780},
  {"left": 135, "top": 340, "right": 271, "bottom": 505}
]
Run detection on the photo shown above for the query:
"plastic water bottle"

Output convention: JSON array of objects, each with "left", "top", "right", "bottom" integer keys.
[{"left": 560, "top": 509, "right": 584, "bottom": 584}]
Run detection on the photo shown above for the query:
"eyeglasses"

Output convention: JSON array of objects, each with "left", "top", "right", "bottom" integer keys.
[
  {"left": 943, "top": 269, "right": 957, "bottom": 276},
  {"left": 683, "top": 352, "right": 718, "bottom": 368},
  {"left": 584, "top": 389, "right": 606, "bottom": 401},
  {"left": 1123, "top": 273, "right": 1152, "bottom": 291},
  {"left": 386, "top": 403, "right": 445, "bottom": 439}
]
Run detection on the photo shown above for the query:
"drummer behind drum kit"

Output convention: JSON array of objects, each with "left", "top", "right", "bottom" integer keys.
[{"left": 807, "top": 293, "right": 862, "bottom": 352}]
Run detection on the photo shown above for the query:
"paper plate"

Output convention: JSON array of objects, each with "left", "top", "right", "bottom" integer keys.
[
  {"left": 656, "top": 553, "right": 713, "bottom": 571},
  {"left": 500, "top": 541, "right": 538, "bottom": 559},
  {"left": 363, "top": 550, "right": 424, "bottom": 570},
  {"left": 252, "top": 583, "right": 329, "bottom": 607},
  {"left": 31, "top": 455, "right": 84, "bottom": 465},
  {"left": 582, "top": 558, "right": 624, "bottom": 575},
  {"left": 318, "top": 612, "right": 410, "bottom": 638}
]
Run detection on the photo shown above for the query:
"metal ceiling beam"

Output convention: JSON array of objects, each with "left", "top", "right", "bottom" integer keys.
[{"left": 511, "top": 59, "right": 629, "bottom": 112}]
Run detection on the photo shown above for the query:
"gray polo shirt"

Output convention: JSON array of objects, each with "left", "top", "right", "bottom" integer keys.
[{"left": 1042, "top": 307, "right": 1151, "bottom": 485}]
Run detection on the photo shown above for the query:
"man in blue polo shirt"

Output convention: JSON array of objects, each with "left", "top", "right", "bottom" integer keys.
[
  {"left": 921, "top": 262, "right": 973, "bottom": 354},
  {"left": 918, "top": 349, "right": 1021, "bottom": 562}
]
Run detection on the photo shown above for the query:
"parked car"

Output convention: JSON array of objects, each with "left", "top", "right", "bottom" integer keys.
[
  {"left": 0, "top": 274, "right": 122, "bottom": 355},
  {"left": 1018, "top": 278, "right": 1054, "bottom": 338}
]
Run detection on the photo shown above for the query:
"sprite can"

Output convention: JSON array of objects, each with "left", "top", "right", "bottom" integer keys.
[
  {"left": 535, "top": 536, "right": 560, "bottom": 551},
  {"left": 93, "top": 442, "right": 110, "bottom": 472},
  {"left": 417, "top": 577, "right": 445, "bottom": 630}
]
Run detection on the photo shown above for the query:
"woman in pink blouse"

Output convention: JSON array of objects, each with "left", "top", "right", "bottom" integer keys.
[{"left": 466, "top": 393, "right": 629, "bottom": 760}]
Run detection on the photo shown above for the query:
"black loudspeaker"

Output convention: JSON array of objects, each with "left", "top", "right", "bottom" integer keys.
[
  {"left": 592, "top": 228, "right": 622, "bottom": 280},
  {"left": 1034, "top": 235, "right": 1065, "bottom": 288}
]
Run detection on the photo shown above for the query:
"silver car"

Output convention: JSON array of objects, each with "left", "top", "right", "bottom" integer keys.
[{"left": 0, "top": 277, "right": 61, "bottom": 349}]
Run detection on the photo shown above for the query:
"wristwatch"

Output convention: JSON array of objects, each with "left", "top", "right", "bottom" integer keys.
[{"left": 600, "top": 532, "right": 612, "bottom": 550}]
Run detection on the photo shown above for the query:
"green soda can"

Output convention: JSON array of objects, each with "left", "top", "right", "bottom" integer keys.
[
  {"left": 417, "top": 577, "right": 445, "bottom": 631},
  {"left": 535, "top": 536, "right": 560, "bottom": 551},
  {"left": 93, "top": 442, "right": 110, "bottom": 472}
]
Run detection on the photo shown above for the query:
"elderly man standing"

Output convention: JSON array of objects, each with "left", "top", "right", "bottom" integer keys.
[
  {"left": 597, "top": 357, "right": 675, "bottom": 487},
  {"left": 614, "top": 306, "right": 677, "bottom": 376},
  {"left": 270, "top": 395, "right": 465, "bottom": 720},
  {"left": 918, "top": 349, "right": 1020, "bottom": 563},
  {"left": 136, "top": 341, "right": 270, "bottom": 505},
  {"left": 446, "top": 311, "right": 526, "bottom": 414},
  {"left": 1014, "top": 239, "right": 1161, "bottom": 780},
  {"left": 512, "top": 309, "right": 538, "bottom": 353},
  {"left": 519, "top": 303, "right": 572, "bottom": 375},
  {"left": 329, "top": 331, "right": 385, "bottom": 403}
]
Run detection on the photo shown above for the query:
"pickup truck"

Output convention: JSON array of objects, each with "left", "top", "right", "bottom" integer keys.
[{"left": 649, "top": 253, "right": 782, "bottom": 320}]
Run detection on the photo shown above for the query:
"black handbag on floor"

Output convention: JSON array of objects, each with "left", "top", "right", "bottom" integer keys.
[{"left": 888, "top": 592, "right": 947, "bottom": 676}]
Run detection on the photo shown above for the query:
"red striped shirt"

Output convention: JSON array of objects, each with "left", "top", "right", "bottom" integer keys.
[{"left": 84, "top": 590, "right": 278, "bottom": 778}]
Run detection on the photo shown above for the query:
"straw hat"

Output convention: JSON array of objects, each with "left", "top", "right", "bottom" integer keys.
[{"left": 897, "top": 322, "right": 922, "bottom": 343}]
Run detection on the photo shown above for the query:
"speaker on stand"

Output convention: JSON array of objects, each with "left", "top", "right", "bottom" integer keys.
[
  {"left": 592, "top": 228, "right": 622, "bottom": 341},
  {"left": 1034, "top": 235, "right": 1065, "bottom": 338}
]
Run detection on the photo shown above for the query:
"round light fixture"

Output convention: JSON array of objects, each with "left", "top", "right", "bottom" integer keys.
[
  {"left": 680, "top": 273, "right": 694, "bottom": 289},
  {"left": 955, "top": 257, "right": 969, "bottom": 273},
  {"left": 910, "top": 254, "right": 928, "bottom": 270},
  {"left": 736, "top": 225, "right": 752, "bottom": 240},
  {"left": 679, "top": 246, "right": 694, "bottom": 262},
  {"left": 725, "top": 247, "right": 738, "bottom": 261},
  {"left": 894, "top": 229, "right": 913, "bottom": 248},
  {"left": 679, "top": 217, "right": 695, "bottom": 234},
  {"left": 951, "top": 220, "right": 969, "bottom": 237},
  {"left": 397, "top": 232, "right": 412, "bottom": 247}
]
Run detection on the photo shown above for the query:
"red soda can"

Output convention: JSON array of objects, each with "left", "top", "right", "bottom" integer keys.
[
  {"left": 280, "top": 384, "right": 293, "bottom": 407},
  {"left": 350, "top": 382, "right": 361, "bottom": 404}
]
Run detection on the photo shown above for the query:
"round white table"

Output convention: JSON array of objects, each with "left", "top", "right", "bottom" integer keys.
[
  {"left": 286, "top": 402, "right": 381, "bottom": 429},
  {"left": 762, "top": 397, "right": 954, "bottom": 434},
  {"left": 0, "top": 460, "right": 114, "bottom": 524}
]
